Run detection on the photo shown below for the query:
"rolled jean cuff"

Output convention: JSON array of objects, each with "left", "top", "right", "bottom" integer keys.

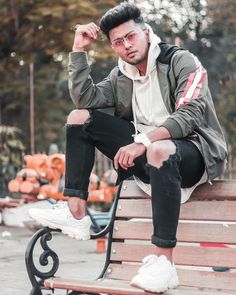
[
  {"left": 63, "top": 188, "right": 89, "bottom": 200},
  {"left": 151, "top": 234, "right": 177, "bottom": 248}
]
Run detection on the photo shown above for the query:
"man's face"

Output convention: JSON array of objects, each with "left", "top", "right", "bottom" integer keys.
[{"left": 109, "top": 20, "right": 150, "bottom": 65}]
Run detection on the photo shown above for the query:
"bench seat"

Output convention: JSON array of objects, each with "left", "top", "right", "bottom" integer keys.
[
  {"left": 26, "top": 180, "right": 236, "bottom": 294},
  {"left": 45, "top": 272, "right": 236, "bottom": 295}
]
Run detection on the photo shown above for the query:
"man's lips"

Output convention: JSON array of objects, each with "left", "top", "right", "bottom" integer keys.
[{"left": 127, "top": 51, "right": 137, "bottom": 57}]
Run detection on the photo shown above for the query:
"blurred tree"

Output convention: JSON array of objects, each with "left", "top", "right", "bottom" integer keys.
[
  {"left": 205, "top": 0, "right": 236, "bottom": 166},
  {"left": 0, "top": 0, "right": 117, "bottom": 61},
  {"left": 137, "top": 0, "right": 236, "bottom": 171},
  {"left": 1, "top": 0, "right": 235, "bottom": 173},
  {"left": 182, "top": 0, "right": 236, "bottom": 103},
  {"left": 0, "top": 126, "right": 25, "bottom": 196},
  {"left": 216, "top": 82, "right": 236, "bottom": 168},
  {"left": 136, "top": 0, "right": 208, "bottom": 44},
  {"left": 0, "top": 0, "right": 118, "bottom": 153},
  {"left": 136, "top": 0, "right": 235, "bottom": 100}
]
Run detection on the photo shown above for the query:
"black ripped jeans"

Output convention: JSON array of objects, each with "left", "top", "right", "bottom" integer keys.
[{"left": 64, "top": 110, "right": 205, "bottom": 248}]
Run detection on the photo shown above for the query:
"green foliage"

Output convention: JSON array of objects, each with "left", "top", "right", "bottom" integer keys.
[
  {"left": 0, "top": 126, "right": 25, "bottom": 195},
  {"left": 0, "top": 0, "right": 235, "bottom": 171},
  {"left": 137, "top": 0, "right": 236, "bottom": 169},
  {"left": 136, "top": 0, "right": 208, "bottom": 42},
  {"left": 216, "top": 83, "right": 236, "bottom": 166},
  {"left": 203, "top": 0, "right": 236, "bottom": 168},
  {"left": 0, "top": 0, "right": 118, "bottom": 154},
  {"left": 0, "top": 0, "right": 117, "bottom": 60}
]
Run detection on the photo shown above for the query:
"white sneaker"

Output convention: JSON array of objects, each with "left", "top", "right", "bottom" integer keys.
[
  {"left": 130, "top": 255, "right": 179, "bottom": 293},
  {"left": 28, "top": 202, "right": 92, "bottom": 240}
]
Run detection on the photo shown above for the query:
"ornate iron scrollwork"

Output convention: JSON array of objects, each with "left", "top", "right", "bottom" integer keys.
[
  {"left": 25, "top": 227, "right": 60, "bottom": 295},
  {"left": 24, "top": 185, "right": 122, "bottom": 294}
]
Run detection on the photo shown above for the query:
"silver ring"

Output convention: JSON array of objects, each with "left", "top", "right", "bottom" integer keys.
[{"left": 73, "top": 24, "right": 80, "bottom": 31}]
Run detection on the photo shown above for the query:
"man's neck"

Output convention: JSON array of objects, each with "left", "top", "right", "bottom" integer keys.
[{"left": 136, "top": 61, "right": 147, "bottom": 76}]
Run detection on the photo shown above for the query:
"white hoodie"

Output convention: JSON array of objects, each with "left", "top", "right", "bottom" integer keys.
[
  {"left": 118, "top": 25, "right": 170, "bottom": 136},
  {"left": 118, "top": 25, "right": 207, "bottom": 203}
]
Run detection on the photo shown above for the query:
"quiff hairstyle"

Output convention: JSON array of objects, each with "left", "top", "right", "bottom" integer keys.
[{"left": 99, "top": 1, "right": 145, "bottom": 39}]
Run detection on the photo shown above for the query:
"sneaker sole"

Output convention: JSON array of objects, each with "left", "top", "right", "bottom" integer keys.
[
  {"left": 61, "top": 226, "right": 91, "bottom": 241},
  {"left": 31, "top": 216, "right": 91, "bottom": 240},
  {"left": 131, "top": 275, "right": 179, "bottom": 293}
]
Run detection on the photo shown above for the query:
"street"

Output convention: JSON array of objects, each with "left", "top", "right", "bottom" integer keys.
[{"left": 0, "top": 225, "right": 105, "bottom": 295}]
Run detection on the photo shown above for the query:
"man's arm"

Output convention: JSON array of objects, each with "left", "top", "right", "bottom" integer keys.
[
  {"left": 115, "top": 52, "right": 211, "bottom": 169},
  {"left": 146, "top": 126, "right": 171, "bottom": 143},
  {"left": 68, "top": 23, "right": 116, "bottom": 109},
  {"left": 160, "top": 50, "right": 208, "bottom": 139},
  {"left": 143, "top": 51, "right": 207, "bottom": 144}
]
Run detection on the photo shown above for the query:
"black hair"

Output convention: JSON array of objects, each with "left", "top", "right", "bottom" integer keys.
[{"left": 99, "top": 1, "right": 145, "bottom": 39}]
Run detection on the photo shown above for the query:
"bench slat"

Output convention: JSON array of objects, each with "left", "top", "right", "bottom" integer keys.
[
  {"left": 41, "top": 180, "right": 236, "bottom": 295},
  {"left": 105, "top": 264, "right": 236, "bottom": 291},
  {"left": 113, "top": 220, "right": 236, "bottom": 244},
  {"left": 116, "top": 199, "right": 236, "bottom": 221},
  {"left": 44, "top": 277, "right": 236, "bottom": 295},
  {"left": 110, "top": 242, "right": 236, "bottom": 267},
  {"left": 45, "top": 277, "right": 156, "bottom": 295},
  {"left": 120, "top": 180, "right": 236, "bottom": 200}
]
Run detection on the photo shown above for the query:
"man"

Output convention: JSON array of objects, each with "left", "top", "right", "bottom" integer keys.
[{"left": 29, "top": 1, "right": 228, "bottom": 292}]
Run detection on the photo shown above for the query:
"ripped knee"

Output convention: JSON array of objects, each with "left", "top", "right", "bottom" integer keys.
[
  {"left": 67, "top": 109, "right": 90, "bottom": 125},
  {"left": 147, "top": 140, "right": 176, "bottom": 168}
]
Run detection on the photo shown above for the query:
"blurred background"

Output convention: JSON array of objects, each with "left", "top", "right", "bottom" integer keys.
[{"left": 0, "top": 0, "right": 236, "bottom": 198}]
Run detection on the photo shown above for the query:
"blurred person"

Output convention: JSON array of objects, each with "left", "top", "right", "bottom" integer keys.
[{"left": 29, "top": 1, "right": 227, "bottom": 292}]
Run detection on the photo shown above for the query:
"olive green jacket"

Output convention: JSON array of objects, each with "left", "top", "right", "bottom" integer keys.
[{"left": 68, "top": 44, "right": 228, "bottom": 181}]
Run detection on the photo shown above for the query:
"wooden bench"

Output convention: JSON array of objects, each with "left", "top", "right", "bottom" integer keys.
[{"left": 25, "top": 179, "right": 236, "bottom": 295}]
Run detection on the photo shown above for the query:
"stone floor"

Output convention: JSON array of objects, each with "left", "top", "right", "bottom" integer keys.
[{"left": 0, "top": 225, "right": 106, "bottom": 295}]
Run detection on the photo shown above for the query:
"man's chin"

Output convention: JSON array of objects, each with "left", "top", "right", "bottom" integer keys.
[{"left": 126, "top": 56, "right": 143, "bottom": 65}]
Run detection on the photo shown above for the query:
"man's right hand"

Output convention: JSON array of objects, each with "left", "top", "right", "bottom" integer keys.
[
  {"left": 72, "top": 22, "right": 100, "bottom": 52},
  {"left": 114, "top": 143, "right": 146, "bottom": 170}
]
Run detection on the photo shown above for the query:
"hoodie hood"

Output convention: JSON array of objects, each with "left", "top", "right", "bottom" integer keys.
[
  {"left": 117, "top": 24, "right": 169, "bottom": 138},
  {"left": 118, "top": 24, "right": 161, "bottom": 80}
]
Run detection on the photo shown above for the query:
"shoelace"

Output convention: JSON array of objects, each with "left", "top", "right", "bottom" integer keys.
[
  {"left": 52, "top": 201, "right": 73, "bottom": 220},
  {"left": 138, "top": 255, "right": 159, "bottom": 273},
  {"left": 52, "top": 201, "right": 68, "bottom": 210}
]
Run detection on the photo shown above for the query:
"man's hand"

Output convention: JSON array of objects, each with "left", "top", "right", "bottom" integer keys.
[
  {"left": 114, "top": 143, "right": 146, "bottom": 170},
  {"left": 72, "top": 22, "right": 100, "bottom": 52}
]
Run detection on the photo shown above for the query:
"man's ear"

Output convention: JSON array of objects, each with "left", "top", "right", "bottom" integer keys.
[{"left": 144, "top": 28, "right": 150, "bottom": 42}]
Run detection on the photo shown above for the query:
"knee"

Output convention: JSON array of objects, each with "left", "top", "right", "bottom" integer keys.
[
  {"left": 67, "top": 109, "right": 90, "bottom": 125},
  {"left": 147, "top": 140, "right": 176, "bottom": 167}
]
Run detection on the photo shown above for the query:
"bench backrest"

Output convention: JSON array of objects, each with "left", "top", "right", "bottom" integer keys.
[{"left": 104, "top": 180, "right": 236, "bottom": 292}]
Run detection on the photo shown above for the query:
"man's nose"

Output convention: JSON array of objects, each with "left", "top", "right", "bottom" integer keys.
[{"left": 123, "top": 38, "right": 132, "bottom": 48}]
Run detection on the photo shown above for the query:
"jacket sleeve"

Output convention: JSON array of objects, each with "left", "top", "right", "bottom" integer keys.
[
  {"left": 68, "top": 52, "right": 116, "bottom": 109},
  {"left": 161, "top": 50, "right": 208, "bottom": 138}
]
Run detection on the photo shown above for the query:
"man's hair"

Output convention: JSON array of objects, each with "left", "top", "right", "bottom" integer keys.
[{"left": 99, "top": 1, "right": 145, "bottom": 39}]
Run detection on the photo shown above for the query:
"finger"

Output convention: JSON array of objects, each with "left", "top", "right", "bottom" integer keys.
[
  {"left": 86, "top": 27, "right": 97, "bottom": 39},
  {"left": 114, "top": 150, "right": 121, "bottom": 170},
  {"left": 76, "top": 26, "right": 95, "bottom": 40},
  {"left": 127, "top": 155, "right": 135, "bottom": 167},
  {"left": 73, "top": 24, "right": 80, "bottom": 31},
  {"left": 90, "top": 27, "right": 98, "bottom": 39},
  {"left": 118, "top": 151, "right": 127, "bottom": 170},
  {"left": 114, "top": 156, "right": 118, "bottom": 170},
  {"left": 122, "top": 153, "right": 130, "bottom": 169},
  {"left": 88, "top": 23, "right": 99, "bottom": 38},
  {"left": 90, "top": 23, "right": 100, "bottom": 32}
]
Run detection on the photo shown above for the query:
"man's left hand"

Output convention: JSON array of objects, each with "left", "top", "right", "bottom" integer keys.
[{"left": 114, "top": 143, "right": 146, "bottom": 170}]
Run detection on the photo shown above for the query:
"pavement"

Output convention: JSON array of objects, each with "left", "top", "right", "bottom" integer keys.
[{"left": 0, "top": 225, "right": 106, "bottom": 295}]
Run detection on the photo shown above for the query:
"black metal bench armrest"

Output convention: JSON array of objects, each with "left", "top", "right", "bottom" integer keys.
[{"left": 25, "top": 227, "right": 60, "bottom": 295}]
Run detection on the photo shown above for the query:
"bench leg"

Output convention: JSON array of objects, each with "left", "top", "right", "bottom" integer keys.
[
  {"left": 29, "top": 286, "right": 43, "bottom": 295},
  {"left": 25, "top": 227, "right": 60, "bottom": 295}
]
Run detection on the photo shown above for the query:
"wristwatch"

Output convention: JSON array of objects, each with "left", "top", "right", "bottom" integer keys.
[{"left": 134, "top": 133, "right": 152, "bottom": 148}]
